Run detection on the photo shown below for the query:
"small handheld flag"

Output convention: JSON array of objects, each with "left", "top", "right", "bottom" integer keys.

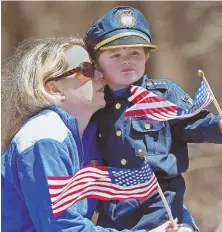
[
  {"left": 198, "top": 70, "right": 222, "bottom": 117},
  {"left": 125, "top": 77, "right": 213, "bottom": 121},
  {"left": 48, "top": 160, "right": 158, "bottom": 217}
]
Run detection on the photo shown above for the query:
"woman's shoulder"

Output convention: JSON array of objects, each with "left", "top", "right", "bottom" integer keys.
[{"left": 13, "top": 109, "right": 70, "bottom": 154}]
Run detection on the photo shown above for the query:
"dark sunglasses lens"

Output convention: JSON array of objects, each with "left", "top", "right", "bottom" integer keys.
[{"left": 80, "top": 62, "right": 95, "bottom": 78}]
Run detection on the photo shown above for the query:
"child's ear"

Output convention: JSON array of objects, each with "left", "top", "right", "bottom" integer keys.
[
  {"left": 145, "top": 53, "right": 149, "bottom": 61},
  {"left": 144, "top": 47, "right": 150, "bottom": 61},
  {"left": 94, "top": 62, "right": 102, "bottom": 72}
]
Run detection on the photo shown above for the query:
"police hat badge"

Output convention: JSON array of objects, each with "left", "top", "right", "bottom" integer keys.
[{"left": 116, "top": 9, "right": 136, "bottom": 28}]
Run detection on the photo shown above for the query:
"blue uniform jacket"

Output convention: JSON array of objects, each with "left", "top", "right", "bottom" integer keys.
[
  {"left": 95, "top": 75, "right": 222, "bottom": 231},
  {"left": 1, "top": 106, "right": 146, "bottom": 232}
]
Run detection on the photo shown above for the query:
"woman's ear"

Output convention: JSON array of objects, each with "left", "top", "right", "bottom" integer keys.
[{"left": 45, "top": 80, "right": 65, "bottom": 101}]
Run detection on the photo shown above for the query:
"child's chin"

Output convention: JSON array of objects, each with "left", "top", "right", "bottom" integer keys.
[{"left": 123, "top": 75, "right": 141, "bottom": 84}]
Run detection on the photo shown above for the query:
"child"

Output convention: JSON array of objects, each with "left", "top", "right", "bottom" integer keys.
[{"left": 84, "top": 6, "right": 222, "bottom": 232}]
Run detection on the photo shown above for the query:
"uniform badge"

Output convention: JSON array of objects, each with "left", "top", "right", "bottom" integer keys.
[
  {"left": 116, "top": 9, "right": 136, "bottom": 28},
  {"left": 183, "top": 94, "right": 193, "bottom": 105}
]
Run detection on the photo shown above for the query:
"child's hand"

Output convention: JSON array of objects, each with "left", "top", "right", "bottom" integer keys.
[
  {"left": 166, "top": 223, "right": 195, "bottom": 232},
  {"left": 149, "top": 219, "right": 178, "bottom": 232}
]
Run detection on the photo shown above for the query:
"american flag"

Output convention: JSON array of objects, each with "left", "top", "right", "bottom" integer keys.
[
  {"left": 48, "top": 160, "right": 158, "bottom": 217},
  {"left": 125, "top": 78, "right": 213, "bottom": 121}
]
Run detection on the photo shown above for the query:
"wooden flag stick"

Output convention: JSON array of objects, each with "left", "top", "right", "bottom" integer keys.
[
  {"left": 157, "top": 184, "right": 176, "bottom": 227},
  {"left": 198, "top": 70, "right": 222, "bottom": 117},
  {"left": 139, "top": 152, "right": 176, "bottom": 227}
]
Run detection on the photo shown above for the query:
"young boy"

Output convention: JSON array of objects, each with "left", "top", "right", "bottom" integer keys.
[{"left": 84, "top": 6, "right": 222, "bottom": 232}]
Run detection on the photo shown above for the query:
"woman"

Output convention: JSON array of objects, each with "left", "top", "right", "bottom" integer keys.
[{"left": 1, "top": 36, "right": 175, "bottom": 232}]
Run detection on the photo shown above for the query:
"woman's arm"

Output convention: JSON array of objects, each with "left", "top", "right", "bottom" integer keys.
[{"left": 16, "top": 139, "right": 149, "bottom": 232}]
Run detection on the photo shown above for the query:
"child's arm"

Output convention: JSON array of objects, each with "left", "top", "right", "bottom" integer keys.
[
  {"left": 166, "top": 82, "right": 222, "bottom": 144},
  {"left": 176, "top": 110, "right": 222, "bottom": 144},
  {"left": 219, "top": 119, "right": 222, "bottom": 133}
]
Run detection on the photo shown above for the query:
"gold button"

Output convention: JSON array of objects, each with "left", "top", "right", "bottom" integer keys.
[
  {"left": 115, "top": 103, "right": 121, "bottom": 109},
  {"left": 145, "top": 123, "right": 151, "bottom": 129},
  {"left": 121, "top": 159, "right": 127, "bottom": 165},
  {"left": 146, "top": 82, "right": 153, "bottom": 87},
  {"left": 116, "top": 130, "right": 122, "bottom": 136},
  {"left": 138, "top": 149, "right": 145, "bottom": 158},
  {"left": 98, "top": 133, "right": 102, "bottom": 138}
]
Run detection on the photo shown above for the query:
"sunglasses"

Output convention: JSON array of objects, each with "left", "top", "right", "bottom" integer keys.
[{"left": 53, "top": 62, "right": 95, "bottom": 80}]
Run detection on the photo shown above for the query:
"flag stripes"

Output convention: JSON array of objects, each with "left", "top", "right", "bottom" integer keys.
[
  {"left": 125, "top": 79, "right": 213, "bottom": 121},
  {"left": 48, "top": 162, "right": 158, "bottom": 217}
]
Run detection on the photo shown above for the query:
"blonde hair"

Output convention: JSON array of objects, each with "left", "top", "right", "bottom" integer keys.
[{"left": 1, "top": 36, "right": 85, "bottom": 152}]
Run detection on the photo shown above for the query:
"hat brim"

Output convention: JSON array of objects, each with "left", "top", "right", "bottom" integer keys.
[
  {"left": 99, "top": 35, "right": 158, "bottom": 51},
  {"left": 100, "top": 44, "right": 158, "bottom": 51}
]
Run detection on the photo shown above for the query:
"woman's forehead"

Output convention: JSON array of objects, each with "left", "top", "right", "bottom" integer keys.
[{"left": 65, "top": 45, "right": 90, "bottom": 67}]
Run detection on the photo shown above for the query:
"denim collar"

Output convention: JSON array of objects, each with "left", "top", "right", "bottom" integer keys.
[{"left": 47, "top": 105, "right": 77, "bottom": 131}]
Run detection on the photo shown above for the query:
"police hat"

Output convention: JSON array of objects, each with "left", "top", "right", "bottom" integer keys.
[{"left": 84, "top": 6, "right": 157, "bottom": 57}]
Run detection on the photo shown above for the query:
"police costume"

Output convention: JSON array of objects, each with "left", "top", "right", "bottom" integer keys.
[{"left": 84, "top": 6, "right": 222, "bottom": 231}]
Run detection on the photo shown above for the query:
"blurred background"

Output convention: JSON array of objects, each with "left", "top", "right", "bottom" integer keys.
[{"left": 2, "top": 1, "right": 222, "bottom": 231}]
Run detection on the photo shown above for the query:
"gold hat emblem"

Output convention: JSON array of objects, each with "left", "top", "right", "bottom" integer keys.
[{"left": 116, "top": 9, "right": 136, "bottom": 28}]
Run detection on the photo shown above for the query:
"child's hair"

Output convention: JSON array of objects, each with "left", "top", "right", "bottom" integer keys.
[
  {"left": 1, "top": 36, "right": 85, "bottom": 152},
  {"left": 94, "top": 46, "right": 150, "bottom": 61}
]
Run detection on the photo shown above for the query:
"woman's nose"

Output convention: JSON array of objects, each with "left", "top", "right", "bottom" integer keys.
[{"left": 93, "top": 70, "right": 103, "bottom": 81}]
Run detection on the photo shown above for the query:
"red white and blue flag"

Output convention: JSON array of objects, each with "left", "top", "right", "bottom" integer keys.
[
  {"left": 48, "top": 160, "right": 158, "bottom": 217},
  {"left": 125, "top": 78, "right": 213, "bottom": 121}
]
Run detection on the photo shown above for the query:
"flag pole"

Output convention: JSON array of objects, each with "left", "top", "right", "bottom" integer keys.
[
  {"left": 139, "top": 151, "right": 176, "bottom": 227},
  {"left": 157, "top": 185, "right": 176, "bottom": 227},
  {"left": 198, "top": 70, "right": 222, "bottom": 117}
]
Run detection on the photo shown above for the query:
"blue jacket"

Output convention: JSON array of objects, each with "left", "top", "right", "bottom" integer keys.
[
  {"left": 1, "top": 106, "right": 145, "bottom": 232},
  {"left": 95, "top": 75, "right": 222, "bottom": 231}
]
